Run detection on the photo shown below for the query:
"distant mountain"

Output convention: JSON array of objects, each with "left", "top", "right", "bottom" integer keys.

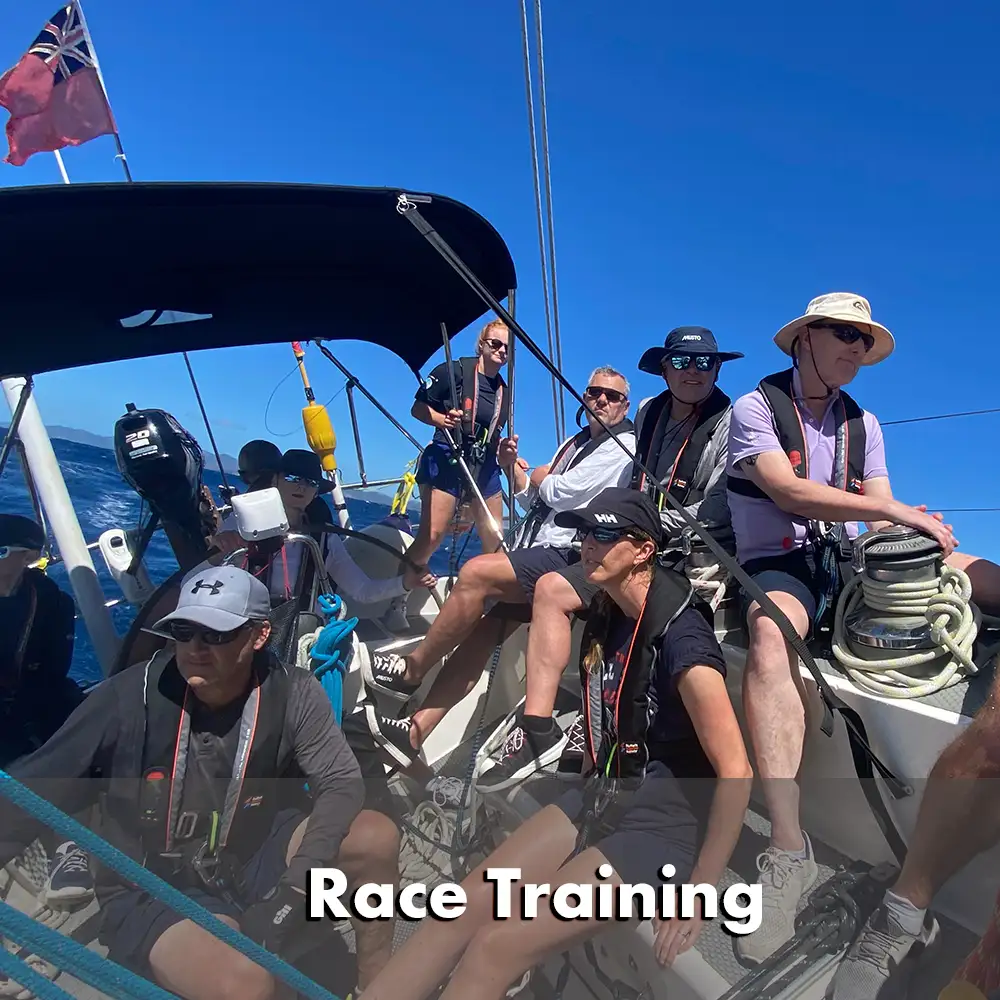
[{"left": 1, "top": 423, "right": 240, "bottom": 475}]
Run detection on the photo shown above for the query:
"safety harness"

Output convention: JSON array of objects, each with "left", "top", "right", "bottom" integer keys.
[
  {"left": 458, "top": 355, "right": 509, "bottom": 479},
  {"left": 631, "top": 386, "right": 731, "bottom": 508}
]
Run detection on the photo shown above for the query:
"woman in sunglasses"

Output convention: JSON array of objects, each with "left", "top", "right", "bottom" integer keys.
[
  {"left": 361, "top": 488, "right": 752, "bottom": 1000},
  {"left": 406, "top": 319, "right": 510, "bottom": 572},
  {"left": 212, "top": 446, "right": 435, "bottom": 609}
]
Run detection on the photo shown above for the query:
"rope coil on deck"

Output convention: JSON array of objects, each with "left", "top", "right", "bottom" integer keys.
[{"left": 831, "top": 564, "right": 980, "bottom": 699}]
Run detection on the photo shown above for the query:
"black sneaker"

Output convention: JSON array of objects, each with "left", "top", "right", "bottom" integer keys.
[
  {"left": 45, "top": 841, "right": 94, "bottom": 905},
  {"left": 476, "top": 717, "right": 566, "bottom": 793},
  {"left": 555, "top": 716, "right": 587, "bottom": 780},
  {"left": 362, "top": 650, "right": 421, "bottom": 701},
  {"left": 365, "top": 705, "right": 418, "bottom": 767}
]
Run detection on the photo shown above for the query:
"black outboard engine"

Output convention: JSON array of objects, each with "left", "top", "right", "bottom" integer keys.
[{"left": 114, "top": 403, "right": 214, "bottom": 571}]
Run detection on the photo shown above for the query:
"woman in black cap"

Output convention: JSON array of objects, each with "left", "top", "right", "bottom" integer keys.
[{"left": 362, "top": 488, "right": 752, "bottom": 1000}]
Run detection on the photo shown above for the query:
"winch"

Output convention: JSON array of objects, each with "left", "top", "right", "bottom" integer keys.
[{"left": 831, "top": 525, "right": 980, "bottom": 699}]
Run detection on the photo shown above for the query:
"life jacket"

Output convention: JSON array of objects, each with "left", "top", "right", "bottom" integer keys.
[
  {"left": 516, "top": 417, "right": 634, "bottom": 549},
  {"left": 458, "top": 356, "right": 508, "bottom": 468},
  {"left": 631, "top": 386, "right": 731, "bottom": 506},
  {"left": 727, "top": 368, "right": 867, "bottom": 504},
  {"left": 98, "top": 649, "right": 293, "bottom": 893},
  {"left": 579, "top": 566, "right": 692, "bottom": 784}
]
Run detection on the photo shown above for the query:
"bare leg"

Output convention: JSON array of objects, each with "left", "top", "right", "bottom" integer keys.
[
  {"left": 524, "top": 572, "right": 584, "bottom": 718},
  {"left": 892, "top": 673, "right": 1000, "bottom": 909},
  {"left": 439, "top": 847, "right": 628, "bottom": 1000},
  {"left": 472, "top": 491, "right": 505, "bottom": 555},
  {"left": 337, "top": 810, "right": 402, "bottom": 988},
  {"left": 407, "top": 485, "right": 457, "bottom": 568},
  {"left": 948, "top": 551, "right": 1000, "bottom": 616},
  {"left": 362, "top": 804, "right": 579, "bottom": 1000},
  {"left": 411, "top": 617, "right": 521, "bottom": 745},
  {"left": 743, "top": 592, "right": 811, "bottom": 852},
  {"left": 403, "top": 553, "right": 525, "bottom": 680}
]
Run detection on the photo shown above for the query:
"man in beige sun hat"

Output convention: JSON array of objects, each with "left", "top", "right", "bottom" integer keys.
[{"left": 723, "top": 291, "right": 1000, "bottom": 993}]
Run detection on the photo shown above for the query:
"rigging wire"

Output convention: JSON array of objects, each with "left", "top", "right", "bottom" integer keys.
[
  {"left": 532, "top": 0, "right": 567, "bottom": 440},
  {"left": 519, "top": 0, "right": 563, "bottom": 446},
  {"left": 181, "top": 352, "right": 231, "bottom": 491},
  {"left": 263, "top": 363, "right": 347, "bottom": 438},
  {"left": 883, "top": 405, "right": 1000, "bottom": 427}
]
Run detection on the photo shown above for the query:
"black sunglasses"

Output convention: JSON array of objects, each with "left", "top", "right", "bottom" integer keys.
[
  {"left": 583, "top": 385, "right": 628, "bottom": 405},
  {"left": 809, "top": 323, "right": 875, "bottom": 353},
  {"left": 577, "top": 525, "right": 644, "bottom": 545},
  {"left": 484, "top": 337, "right": 508, "bottom": 352},
  {"left": 665, "top": 354, "right": 717, "bottom": 372},
  {"left": 283, "top": 474, "right": 322, "bottom": 490},
  {"left": 159, "top": 621, "right": 254, "bottom": 645}
]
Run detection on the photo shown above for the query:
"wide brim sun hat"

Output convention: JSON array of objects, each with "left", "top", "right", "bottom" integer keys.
[{"left": 774, "top": 292, "right": 894, "bottom": 365}]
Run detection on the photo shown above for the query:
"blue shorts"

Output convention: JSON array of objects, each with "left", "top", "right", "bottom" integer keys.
[
  {"left": 740, "top": 549, "right": 821, "bottom": 627},
  {"left": 416, "top": 441, "right": 502, "bottom": 501}
]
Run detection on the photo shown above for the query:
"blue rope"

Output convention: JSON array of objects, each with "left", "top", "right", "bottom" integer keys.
[
  {"left": 0, "top": 899, "right": 178, "bottom": 1000},
  {"left": 0, "top": 939, "right": 79, "bottom": 1000},
  {"left": 311, "top": 594, "right": 358, "bottom": 726},
  {"left": 0, "top": 771, "right": 341, "bottom": 1000}
]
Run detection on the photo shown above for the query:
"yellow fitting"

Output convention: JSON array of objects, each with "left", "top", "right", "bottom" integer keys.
[
  {"left": 391, "top": 464, "right": 417, "bottom": 516},
  {"left": 302, "top": 402, "right": 337, "bottom": 473}
]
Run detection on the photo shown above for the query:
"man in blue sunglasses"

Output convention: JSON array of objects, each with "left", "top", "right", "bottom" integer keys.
[{"left": 725, "top": 292, "right": 1000, "bottom": 985}]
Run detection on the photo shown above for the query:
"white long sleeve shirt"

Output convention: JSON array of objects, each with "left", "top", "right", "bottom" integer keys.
[{"left": 514, "top": 428, "right": 637, "bottom": 550}]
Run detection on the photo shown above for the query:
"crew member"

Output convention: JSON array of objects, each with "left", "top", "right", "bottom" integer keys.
[
  {"left": 0, "top": 513, "right": 92, "bottom": 904},
  {"left": 0, "top": 565, "right": 363, "bottom": 1000},
  {"left": 360, "top": 367, "right": 635, "bottom": 768},
  {"left": 724, "top": 292, "right": 1000, "bottom": 965},
  {"left": 360, "top": 488, "right": 752, "bottom": 1000},
  {"left": 478, "top": 326, "right": 743, "bottom": 791}
]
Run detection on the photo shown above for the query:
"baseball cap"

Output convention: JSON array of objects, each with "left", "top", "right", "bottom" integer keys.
[
  {"left": 152, "top": 564, "right": 271, "bottom": 633},
  {"left": 238, "top": 440, "right": 282, "bottom": 484},
  {"left": 0, "top": 514, "right": 45, "bottom": 551},
  {"left": 554, "top": 487, "right": 664, "bottom": 545}
]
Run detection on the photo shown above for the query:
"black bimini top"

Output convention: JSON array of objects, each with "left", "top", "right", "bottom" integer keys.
[{"left": 0, "top": 182, "right": 516, "bottom": 379}]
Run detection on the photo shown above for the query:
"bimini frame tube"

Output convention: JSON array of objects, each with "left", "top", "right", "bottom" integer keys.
[
  {"left": 395, "top": 192, "right": 912, "bottom": 863},
  {"left": 1, "top": 377, "right": 121, "bottom": 675}
]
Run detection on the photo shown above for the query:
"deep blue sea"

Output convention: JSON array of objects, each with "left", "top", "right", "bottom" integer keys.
[{"left": 0, "top": 437, "right": 481, "bottom": 685}]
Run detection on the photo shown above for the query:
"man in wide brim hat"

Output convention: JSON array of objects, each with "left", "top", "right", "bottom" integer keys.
[
  {"left": 637, "top": 325, "right": 744, "bottom": 374},
  {"left": 772, "top": 291, "right": 895, "bottom": 366}
]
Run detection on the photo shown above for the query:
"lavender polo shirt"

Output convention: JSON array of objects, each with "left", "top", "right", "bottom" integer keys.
[{"left": 726, "top": 369, "right": 888, "bottom": 562}]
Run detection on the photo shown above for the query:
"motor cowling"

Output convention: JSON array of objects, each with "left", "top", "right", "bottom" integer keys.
[{"left": 113, "top": 403, "right": 214, "bottom": 569}]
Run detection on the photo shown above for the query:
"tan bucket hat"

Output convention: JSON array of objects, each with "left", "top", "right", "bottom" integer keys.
[{"left": 774, "top": 292, "right": 894, "bottom": 365}]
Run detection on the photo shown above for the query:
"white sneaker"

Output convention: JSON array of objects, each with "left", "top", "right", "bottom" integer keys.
[{"left": 735, "top": 833, "right": 818, "bottom": 964}]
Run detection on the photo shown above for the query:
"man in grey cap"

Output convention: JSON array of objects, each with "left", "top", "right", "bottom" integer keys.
[{"left": 0, "top": 563, "right": 363, "bottom": 1000}]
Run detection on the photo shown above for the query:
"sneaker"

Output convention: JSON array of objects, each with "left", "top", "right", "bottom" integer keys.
[
  {"left": 365, "top": 705, "right": 419, "bottom": 767},
  {"left": 555, "top": 716, "right": 587, "bottom": 780},
  {"left": 362, "top": 650, "right": 421, "bottom": 701},
  {"left": 734, "top": 834, "right": 818, "bottom": 964},
  {"left": 476, "top": 716, "right": 566, "bottom": 793},
  {"left": 44, "top": 841, "right": 94, "bottom": 905},
  {"left": 826, "top": 903, "right": 940, "bottom": 999}
]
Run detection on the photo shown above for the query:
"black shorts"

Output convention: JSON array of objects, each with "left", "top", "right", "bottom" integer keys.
[
  {"left": 98, "top": 808, "right": 306, "bottom": 975},
  {"left": 551, "top": 559, "right": 601, "bottom": 612},
  {"left": 554, "top": 755, "right": 716, "bottom": 888},
  {"left": 341, "top": 710, "right": 401, "bottom": 824},
  {"left": 415, "top": 441, "right": 502, "bottom": 501},
  {"left": 487, "top": 545, "right": 579, "bottom": 622}
]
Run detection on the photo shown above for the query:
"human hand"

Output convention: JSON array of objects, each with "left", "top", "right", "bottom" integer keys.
[
  {"left": 652, "top": 911, "right": 707, "bottom": 967},
  {"left": 891, "top": 501, "right": 957, "bottom": 556},
  {"left": 403, "top": 563, "right": 437, "bottom": 591},
  {"left": 516, "top": 457, "right": 529, "bottom": 471},
  {"left": 438, "top": 408, "right": 462, "bottom": 430},
  {"left": 497, "top": 434, "right": 519, "bottom": 470},
  {"left": 239, "top": 882, "right": 305, "bottom": 952}
]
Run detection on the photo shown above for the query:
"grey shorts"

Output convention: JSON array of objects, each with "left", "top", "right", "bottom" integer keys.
[{"left": 741, "top": 550, "right": 820, "bottom": 625}]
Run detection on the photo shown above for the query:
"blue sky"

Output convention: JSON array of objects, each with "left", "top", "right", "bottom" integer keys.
[{"left": 2, "top": 1, "right": 1000, "bottom": 555}]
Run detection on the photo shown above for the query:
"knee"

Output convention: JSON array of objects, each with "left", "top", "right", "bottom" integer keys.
[
  {"left": 746, "top": 616, "right": 795, "bottom": 677},
  {"left": 340, "top": 810, "right": 401, "bottom": 884},
  {"left": 533, "top": 573, "right": 580, "bottom": 615},
  {"left": 462, "top": 923, "right": 527, "bottom": 976},
  {"left": 456, "top": 556, "right": 494, "bottom": 594},
  {"left": 215, "top": 959, "right": 275, "bottom": 1000}
]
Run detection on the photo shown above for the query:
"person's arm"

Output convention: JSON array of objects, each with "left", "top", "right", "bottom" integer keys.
[
  {"left": 281, "top": 673, "right": 365, "bottom": 887},
  {"left": 37, "top": 585, "right": 76, "bottom": 682},
  {"left": 411, "top": 362, "right": 462, "bottom": 432},
  {"left": 0, "top": 680, "right": 118, "bottom": 867},
  {"left": 323, "top": 533, "right": 409, "bottom": 605},
  {"left": 535, "top": 434, "right": 636, "bottom": 513}
]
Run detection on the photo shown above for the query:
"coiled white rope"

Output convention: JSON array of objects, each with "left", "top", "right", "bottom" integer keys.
[{"left": 831, "top": 564, "right": 979, "bottom": 699}]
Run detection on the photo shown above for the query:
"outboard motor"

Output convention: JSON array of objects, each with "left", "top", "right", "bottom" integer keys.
[
  {"left": 113, "top": 403, "right": 215, "bottom": 571},
  {"left": 832, "top": 525, "right": 980, "bottom": 698}
]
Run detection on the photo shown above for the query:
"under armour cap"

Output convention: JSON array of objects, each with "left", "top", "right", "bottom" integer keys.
[
  {"left": 0, "top": 514, "right": 45, "bottom": 551},
  {"left": 554, "top": 487, "right": 664, "bottom": 545},
  {"left": 152, "top": 564, "right": 271, "bottom": 634}
]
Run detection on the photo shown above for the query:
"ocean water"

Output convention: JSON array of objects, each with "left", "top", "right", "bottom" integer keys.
[{"left": 0, "top": 437, "right": 481, "bottom": 685}]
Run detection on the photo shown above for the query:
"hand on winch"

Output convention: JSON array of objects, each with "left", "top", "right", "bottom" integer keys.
[{"left": 889, "top": 501, "right": 957, "bottom": 556}]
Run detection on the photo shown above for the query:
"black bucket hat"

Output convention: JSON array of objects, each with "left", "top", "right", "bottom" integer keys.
[
  {"left": 0, "top": 514, "right": 45, "bottom": 551},
  {"left": 638, "top": 326, "right": 744, "bottom": 375},
  {"left": 280, "top": 449, "right": 335, "bottom": 494}
]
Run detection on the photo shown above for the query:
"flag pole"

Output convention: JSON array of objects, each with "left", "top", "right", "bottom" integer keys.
[
  {"left": 72, "top": 0, "right": 132, "bottom": 183},
  {"left": 52, "top": 149, "right": 70, "bottom": 184}
]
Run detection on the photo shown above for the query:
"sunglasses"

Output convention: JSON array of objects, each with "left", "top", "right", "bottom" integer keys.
[
  {"left": 664, "top": 355, "right": 717, "bottom": 372},
  {"left": 484, "top": 337, "right": 508, "bottom": 353},
  {"left": 810, "top": 323, "right": 875, "bottom": 353},
  {"left": 583, "top": 385, "right": 628, "bottom": 405},
  {"left": 0, "top": 545, "right": 31, "bottom": 560},
  {"left": 283, "top": 474, "right": 322, "bottom": 490},
  {"left": 577, "top": 525, "right": 643, "bottom": 545},
  {"left": 159, "top": 620, "right": 254, "bottom": 645}
]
